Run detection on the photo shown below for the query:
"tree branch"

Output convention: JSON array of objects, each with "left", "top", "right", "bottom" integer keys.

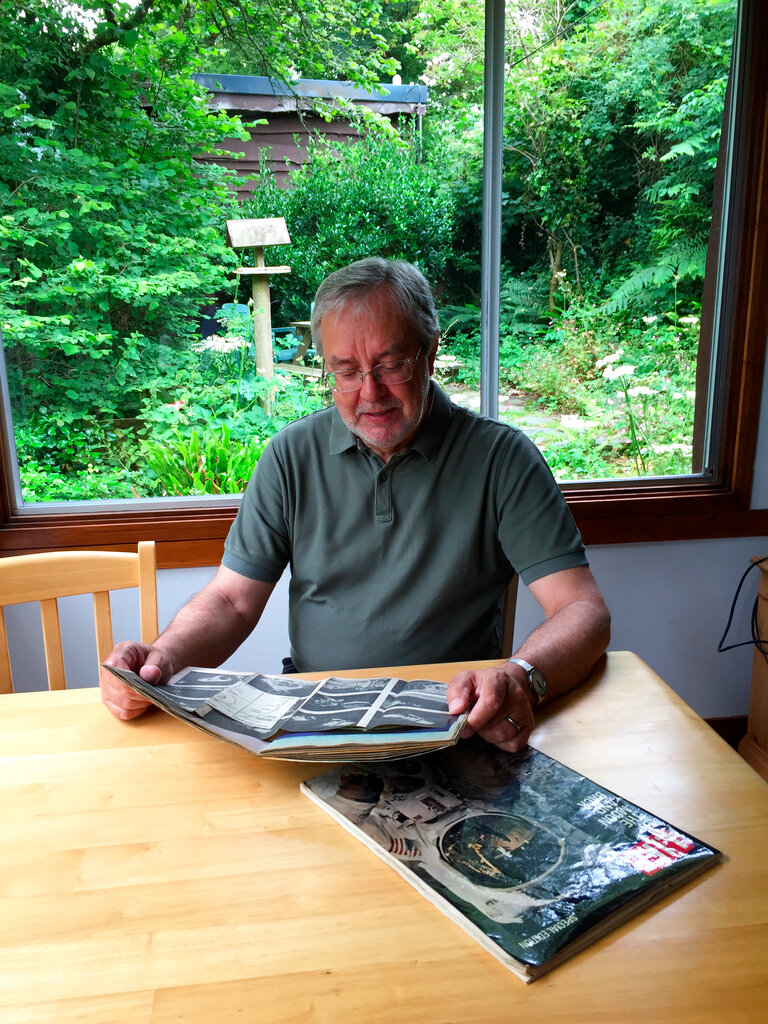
[{"left": 79, "top": 0, "right": 157, "bottom": 58}]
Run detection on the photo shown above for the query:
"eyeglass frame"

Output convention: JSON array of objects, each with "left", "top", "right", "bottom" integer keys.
[{"left": 323, "top": 345, "right": 425, "bottom": 393}]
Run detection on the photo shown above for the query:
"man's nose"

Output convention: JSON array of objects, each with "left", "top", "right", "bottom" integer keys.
[{"left": 359, "top": 369, "right": 386, "bottom": 399}]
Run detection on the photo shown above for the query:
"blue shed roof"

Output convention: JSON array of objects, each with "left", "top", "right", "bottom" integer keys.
[{"left": 192, "top": 73, "right": 428, "bottom": 106}]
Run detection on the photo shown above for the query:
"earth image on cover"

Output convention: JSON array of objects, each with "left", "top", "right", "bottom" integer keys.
[{"left": 437, "top": 812, "right": 564, "bottom": 889}]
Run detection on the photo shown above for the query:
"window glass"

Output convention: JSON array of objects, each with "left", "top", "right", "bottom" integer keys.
[
  {"left": 0, "top": 0, "right": 426, "bottom": 505},
  {"left": 0, "top": 0, "right": 745, "bottom": 510},
  {"left": 475, "top": 0, "right": 737, "bottom": 482}
]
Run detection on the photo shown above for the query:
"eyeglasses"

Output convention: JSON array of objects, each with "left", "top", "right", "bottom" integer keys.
[{"left": 325, "top": 347, "right": 423, "bottom": 393}]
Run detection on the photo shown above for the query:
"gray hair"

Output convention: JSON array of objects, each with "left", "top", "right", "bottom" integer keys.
[{"left": 310, "top": 258, "right": 439, "bottom": 355}]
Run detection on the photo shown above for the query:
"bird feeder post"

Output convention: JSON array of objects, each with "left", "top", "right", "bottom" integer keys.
[{"left": 225, "top": 218, "right": 292, "bottom": 381}]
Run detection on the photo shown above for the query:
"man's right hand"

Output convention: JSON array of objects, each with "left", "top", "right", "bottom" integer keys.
[
  {"left": 99, "top": 567, "right": 276, "bottom": 721},
  {"left": 99, "top": 641, "right": 174, "bottom": 720}
]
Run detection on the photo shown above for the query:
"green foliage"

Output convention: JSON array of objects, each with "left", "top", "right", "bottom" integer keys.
[
  {"left": 498, "top": 295, "right": 700, "bottom": 478},
  {"left": 240, "top": 130, "right": 456, "bottom": 322},
  {"left": 16, "top": 360, "right": 327, "bottom": 500},
  {"left": 0, "top": 0, "right": 737, "bottom": 496},
  {"left": 19, "top": 460, "right": 139, "bottom": 503},
  {"left": 13, "top": 419, "right": 140, "bottom": 500},
  {"left": 434, "top": 0, "right": 734, "bottom": 313},
  {"left": 603, "top": 241, "right": 707, "bottom": 313},
  {"left": 143, "top": 424, "right": 268, "bottom": 495},
  {"left": 0, "top": 0, "right": 250, "bottom": 437},
  {"left": 536, "top": 432, "right": 626, "bottom": 482},
  {"left": 0, "top": 0, "right": 396, "bottom": 502}
]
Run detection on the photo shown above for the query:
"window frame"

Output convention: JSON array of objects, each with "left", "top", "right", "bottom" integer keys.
[{"left": 0, "top": 0, "right": 766, "bottom": 567}]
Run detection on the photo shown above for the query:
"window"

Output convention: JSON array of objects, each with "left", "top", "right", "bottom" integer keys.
[
  {"left": 1, "top": 0, "right": 767, "bottom": 565},
  {"left": 492, "top": 1, "right": 735, "bottom": 484}
]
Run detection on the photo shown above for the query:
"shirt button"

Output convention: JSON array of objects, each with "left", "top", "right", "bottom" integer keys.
[{"left": 380, "top": 474, "right": 388, "bottom": 482}]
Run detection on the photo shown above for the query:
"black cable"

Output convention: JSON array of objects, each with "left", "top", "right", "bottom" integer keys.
[
  {"left": 507, "top": 0, "right": 610, "bottom": 72},
  {"left": 717, "top": 554, "right": 768, "bottom": 662}
]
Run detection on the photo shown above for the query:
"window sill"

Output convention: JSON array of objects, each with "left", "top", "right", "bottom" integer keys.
[{"left": 1, "top": 484, "right": 766, "bottom": 566}]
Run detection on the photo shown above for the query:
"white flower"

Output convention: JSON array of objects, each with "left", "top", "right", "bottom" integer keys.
[
  {"left": 603, "top": 363, "right": 636, "bottom": 380},
  {"left": 195, "top": 334, "right": 243, "bottom": 354},
  {"left": 679, "top": 315, "right": 700, "bottom": 325},
  {"left": 595, "top": 349, "right": 624, "bottom": 369},
  {"left": 627, "top": 385, "right": 655, "bottom": 397},
  {"left": 642, "top": 315, "right": 658, "bottom": 324}
]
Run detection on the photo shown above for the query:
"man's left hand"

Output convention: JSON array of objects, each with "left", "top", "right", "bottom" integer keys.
[{"left": 446, "top": 663, "right": 534, "bottom": 753}]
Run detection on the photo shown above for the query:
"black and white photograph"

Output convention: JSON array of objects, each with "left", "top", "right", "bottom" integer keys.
[{"left": 103, "top": 664, "right": 469, "bottom": 760}]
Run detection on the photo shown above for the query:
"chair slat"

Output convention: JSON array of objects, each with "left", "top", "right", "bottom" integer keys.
[
  {"left": 138, "top": 541, "right": 159, "bottom": 644},
  {"left": 0, "top": 551, "right": 140, "bottom": 606},
  {"left": 93, "top": 591, "right": 114, "bottom": 670},
  {"left": 1, "top": 542, "right": 158, "bottom": 692},
  {"left": 501, "top": 573, "right": 519, "bottom": 660},
  {"left": 40, "top": 598, "right": 66, "bottom": 691},
  {"left": 0, "top": 609, "right": 13, "bottom": 694}
]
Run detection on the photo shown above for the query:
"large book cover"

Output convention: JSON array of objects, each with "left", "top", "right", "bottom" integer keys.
[
  {"left": 103, "top": 664, "right": 468, "bottom": 761},
  {"left": 301, "top": 739, "right": 722, "bottom": 981}
]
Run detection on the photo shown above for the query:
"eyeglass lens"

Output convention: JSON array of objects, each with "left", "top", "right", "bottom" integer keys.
[{"left": 327, "top": 350, "right": 421, "bottom": 392}]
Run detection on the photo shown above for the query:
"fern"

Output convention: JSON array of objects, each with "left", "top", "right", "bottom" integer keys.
[
  {"left": 439, "top": 304, "right": 481, "bottom": 339},
  {"left": 499, "top": 275, "right": 545, "bottom": 312},
  {"left": 603, "top": 242, "right": 707, "bottom": 313}
]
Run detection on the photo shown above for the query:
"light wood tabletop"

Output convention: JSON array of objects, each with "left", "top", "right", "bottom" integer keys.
[{"left": 1, "top": 652, "right": 767, "bottom": 1023}]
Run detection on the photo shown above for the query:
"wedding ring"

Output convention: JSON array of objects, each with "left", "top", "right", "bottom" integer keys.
[{"left": 505, "top": 716, "right": 521, "bottom": 734}]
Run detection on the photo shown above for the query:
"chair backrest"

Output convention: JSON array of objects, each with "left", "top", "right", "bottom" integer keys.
[
  {"left": 500, "top": 573, "right": 519, "bottom": 660},
  {"left": 0, "top": 541, "right": 158, "bottom": 693}
]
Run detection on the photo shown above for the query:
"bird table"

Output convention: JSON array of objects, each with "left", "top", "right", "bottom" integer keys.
[{"left": 226, "top": 217, "right": 292, "bottom": 380}]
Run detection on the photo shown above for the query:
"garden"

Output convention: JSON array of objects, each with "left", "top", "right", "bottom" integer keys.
[{"left": 0, "top": 0, "right": 735, "bottom": 501}]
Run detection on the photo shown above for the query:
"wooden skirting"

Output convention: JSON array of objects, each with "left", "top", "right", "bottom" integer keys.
[
  {"left": 705, "top": 715, "right": 748, "bottom": 750},
  {"left": 739, "top": 734, "right": 768, "bottom": 780}
]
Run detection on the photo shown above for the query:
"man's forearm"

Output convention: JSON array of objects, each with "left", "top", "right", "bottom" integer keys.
[
  {"left": 151, "top": 594, "right": 250, "bottom": 673},
  {"left": 512, "top": 595, "right": 611, "bottom": 703},
  {"left": 150, "top": 573, "right": 276, "bottom": 677}
]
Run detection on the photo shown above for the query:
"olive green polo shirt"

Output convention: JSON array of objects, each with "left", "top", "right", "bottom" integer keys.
[{"left": 223, "top": 384, "right": 587, "bottom": 672}]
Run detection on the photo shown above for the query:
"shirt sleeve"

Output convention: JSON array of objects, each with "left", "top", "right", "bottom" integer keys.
[
  {"left": 221, "top": 437, "right": 292, "bottom": 582},
  {"left": 495, "top": 429, "right": 587, "bottom": 586}
]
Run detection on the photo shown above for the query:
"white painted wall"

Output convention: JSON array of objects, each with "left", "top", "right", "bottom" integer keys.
[
  {"left": 8, "top": 529, "right": 766, "bottom": 717},
  {"left": 7, "top": 342, "right": 767, "bottom": 716},
  {"left": 517, "top": 537, "right": 766, "bottom": 718}
]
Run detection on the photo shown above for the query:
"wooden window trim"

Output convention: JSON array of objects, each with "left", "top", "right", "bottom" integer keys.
[{"left": 1, "top": 3, "right": 766, "bottom": 568}]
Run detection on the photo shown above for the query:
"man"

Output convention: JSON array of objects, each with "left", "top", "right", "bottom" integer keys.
[{"left": 100, "top": 258, "right": 610, "bottom": 752}]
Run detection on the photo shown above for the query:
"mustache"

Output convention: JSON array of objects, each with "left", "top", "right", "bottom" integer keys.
[{"left": 354, "top": 398, "right": 403, "bottom": 414}]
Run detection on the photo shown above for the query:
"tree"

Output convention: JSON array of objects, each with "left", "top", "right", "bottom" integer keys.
[
  {"left": 495, "top": 0, "right": 735, "bottom": 309},
  {"left": 240, "top": 130, "right": 455, "bottom": 320},
  {"left": 0, "top": 0, "right": 396, "bottom": 482}
]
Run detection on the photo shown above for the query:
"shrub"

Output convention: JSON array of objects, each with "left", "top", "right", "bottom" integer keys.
[
  {"left": 143, "top": 424, "right": 269, "bottom": 495},
  {"left": 240, "top": 129, "right": 456, "bottom": 321}
]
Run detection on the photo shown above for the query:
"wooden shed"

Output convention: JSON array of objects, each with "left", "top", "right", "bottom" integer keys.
[{"left": 191, "top": 73, "right": 428, "bottom": 194}]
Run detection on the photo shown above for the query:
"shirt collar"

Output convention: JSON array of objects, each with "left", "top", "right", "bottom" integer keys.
[{"left": 328, "top": 382, "right": 453, "bottom": 461}]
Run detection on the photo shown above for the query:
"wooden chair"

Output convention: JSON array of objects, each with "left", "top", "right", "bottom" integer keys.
[
  {"left": 0, "top": 542, "right": 158, "bottom": 693},
  {"left": 501, "top": 573, "right": 519, "bottom": 659}
]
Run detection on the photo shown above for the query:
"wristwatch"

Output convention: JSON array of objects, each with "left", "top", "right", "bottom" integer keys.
[{"left": 508, "top": 657, "right": 547, "bottom": 705}]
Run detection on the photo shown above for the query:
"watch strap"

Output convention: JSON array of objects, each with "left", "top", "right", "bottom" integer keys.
[{"left": 508, "top": 657, "right": 546, "bottom": 704}]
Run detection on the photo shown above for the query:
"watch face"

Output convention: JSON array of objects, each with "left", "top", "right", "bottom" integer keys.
[
  {"left": 511, "top": 658, "right": 546, "bottom": 700},
  {"left": 529, "top": 669, "right": 546, "bottom": 698}
]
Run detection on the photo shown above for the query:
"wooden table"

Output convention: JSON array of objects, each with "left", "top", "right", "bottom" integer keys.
[{"left": 1, "top": 653, "right": 767, "bottom": 1023}]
